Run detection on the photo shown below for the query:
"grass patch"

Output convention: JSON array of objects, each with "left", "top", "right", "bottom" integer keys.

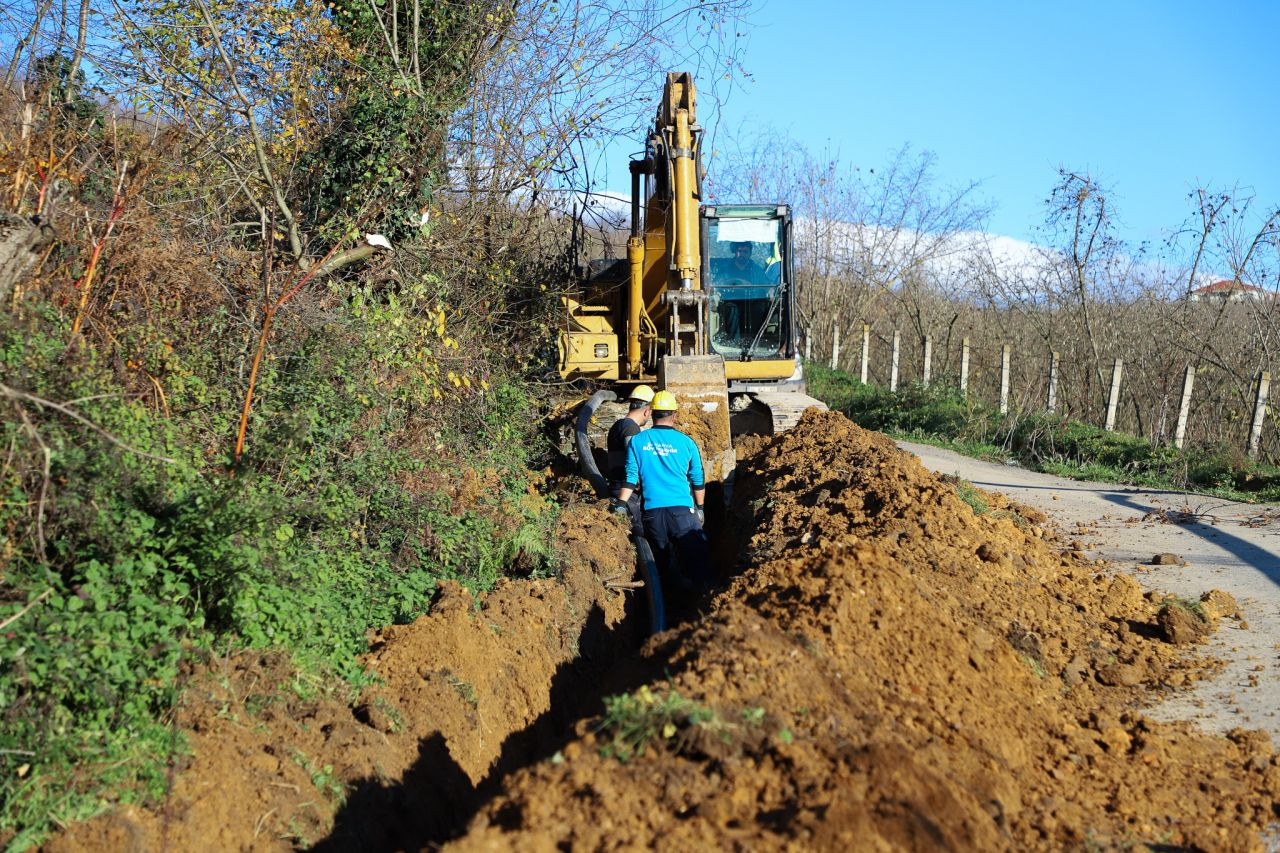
[
  {"left": 954, "top": 479, "right": 989, "bottom": 515},
  {"left": 597, "top": 687, "right": 722, "bottom": 762},
  {"left": 1018, "top": 653, "right": 1047, "bottom": 679},
  {"left": 443, "top": 669, "right": 479, "bottom": 708},
  {"left": 1158, "top": 597, "right": 1209, "bottom": 623}
]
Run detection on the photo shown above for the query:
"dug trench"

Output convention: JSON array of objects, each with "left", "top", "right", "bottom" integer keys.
[
  {"left": 46, "top": 501, "right": 664, "bottom": 851},
  {"left": 51, "top": 409, "right": 1280, "bottom": 850}
]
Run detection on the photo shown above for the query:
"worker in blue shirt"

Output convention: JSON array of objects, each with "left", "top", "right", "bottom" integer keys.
[{"left": 613, "top": 390, "right": 712, "bottom": 592}]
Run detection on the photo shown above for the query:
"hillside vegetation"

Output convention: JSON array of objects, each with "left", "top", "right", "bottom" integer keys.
[{"left": 0, "top": 0, "right": 746, "bottom": 845}]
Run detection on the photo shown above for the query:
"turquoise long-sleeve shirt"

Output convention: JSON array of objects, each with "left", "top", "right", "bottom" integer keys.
[{"left": 623, "top": 425, "right": 705, "bottom": 510}]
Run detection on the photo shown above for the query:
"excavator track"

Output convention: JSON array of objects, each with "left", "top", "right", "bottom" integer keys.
[{"left": 730, "top": 391, "right": 828, "bottom": 436}]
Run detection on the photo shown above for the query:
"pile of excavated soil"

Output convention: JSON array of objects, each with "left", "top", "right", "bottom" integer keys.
[
  {"left": 47, "top": 504, "right": 637, "bottom": 852},
  {"left": 454, "top": 410, "right": 1280, "bottom": 850}
]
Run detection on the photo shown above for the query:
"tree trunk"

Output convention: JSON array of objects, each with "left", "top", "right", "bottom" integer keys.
[{"left": 0, "top": 214, "right": 55, "bottom": 303}]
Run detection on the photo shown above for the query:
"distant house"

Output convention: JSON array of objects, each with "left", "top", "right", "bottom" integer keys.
[{"left": 1188, "top": 280, "right": 1274, "bottom": 303}]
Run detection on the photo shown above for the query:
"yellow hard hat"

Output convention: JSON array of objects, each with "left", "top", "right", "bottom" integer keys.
[
  {"left": 629, "top": 384, "right": 655, "bottom": 403},
  {"left": 651, "top": 390, "right": 678, "bottom": 412}
]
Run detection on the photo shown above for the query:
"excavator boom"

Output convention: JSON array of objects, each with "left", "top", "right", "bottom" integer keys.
[{"left": 559, "top": 72, "right": 825, "bottom": 487}]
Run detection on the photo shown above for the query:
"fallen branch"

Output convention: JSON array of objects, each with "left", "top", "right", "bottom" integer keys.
[
  {"left": 0, "top": 382, "right": 175, "bottom": 464},
  {"left": 0, "top": 587, "right": 52, "bottom": 631}
]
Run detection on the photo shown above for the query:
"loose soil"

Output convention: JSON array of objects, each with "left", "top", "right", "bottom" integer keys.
[
  {"left": 453, "top": 411, "right": 1280, "bottom": 850},
  {"left": 46, "top": 503, "right": 638, "bottom": 852},
  {"left": 47, "top": 410, "right": 1280, "bottom": 851},
  {"left": 899, "top": 438, "right": 1280, "bottom": 743}
]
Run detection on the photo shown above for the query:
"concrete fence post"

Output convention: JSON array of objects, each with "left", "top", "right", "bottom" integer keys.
[
  {"left": 890, "top": 330, "right": 901, "bottom": 392},
  {"left": 830, "top": 325, "right": 840, "bottom": 371},
  {"left": 1248, "top": 370, "right": 1271, "bottom": 459},
  {"left": 805, "top": 332, "right": 812, "bottom": 361},
  {"left": 860, "top": 324, "right": 870, "bottom": 384},
  {"left": 999, "top": 344, "right": 1011, "bottom": 415},
  {"left": 1104, "top": 358, "right": 1124, "bottom": 431},
  {"left": 1046, "top": 351, "right": 1060, "bottom": 413},
  {"left": 922, "top": 335, "right": 932, "bottom": 387},
  {"left": 959, "top": 337, "right": 970, "bottom": 397},
  {"left": 1174, "top": 364, "right": 1195, "bottom": 450}
]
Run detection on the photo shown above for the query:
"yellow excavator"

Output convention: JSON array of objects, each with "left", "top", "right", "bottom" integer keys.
[{"left": 561, "top": 71, "right": 826, "bottom": 498}]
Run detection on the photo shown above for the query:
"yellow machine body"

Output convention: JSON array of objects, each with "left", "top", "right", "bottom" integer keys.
[{"left": 558, "top": 72, "right": 823, "bottom": 456}]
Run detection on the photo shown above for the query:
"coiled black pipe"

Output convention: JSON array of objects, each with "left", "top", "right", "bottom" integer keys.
[
  {"left": 634, "top": 537, "right": 665, "bottom": 634},
  {"left": 575, "top": 389, "right": 617, "bottom": 498}
]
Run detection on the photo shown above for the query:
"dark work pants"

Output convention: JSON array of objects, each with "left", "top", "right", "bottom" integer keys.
[{"left": 642, "top": 505, "right": 712, "bottom": 592}]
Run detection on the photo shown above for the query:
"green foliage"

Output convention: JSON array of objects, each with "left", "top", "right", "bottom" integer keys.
[
  {"left": 1158, "top": 597, "right": 1209, "bottom": 623},
  {"left": 305, "top": 1, "right": 509, "bottom": 237},
  {"left": 597, "top": 686, "right": 719, "bottom": 763},
  {"left": 806, "top": 361, "right": 1280, "bottom": 503},
  {"left": 954, "top": 480, "right": 989, "bottom": 516},
  {"left": 30, "top": 53, "right": 103, "bottom": 126},
  {"left": 805, "top": 364, "right": 980, "bottom": 437},
  {"left": 0, "top": 298, "right": 558, "bottom": 844}
]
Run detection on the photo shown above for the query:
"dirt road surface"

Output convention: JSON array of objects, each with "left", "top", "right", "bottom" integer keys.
[{"left": 900, "top": 440, "right": 1280, "bottom": 742}]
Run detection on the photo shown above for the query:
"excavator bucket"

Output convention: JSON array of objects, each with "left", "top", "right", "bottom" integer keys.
[{"left": 658, "top": 354, "right": 735, "bottom": 485}]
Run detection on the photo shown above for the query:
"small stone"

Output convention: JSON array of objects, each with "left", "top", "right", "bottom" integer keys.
[{"left": 1151, "top": 553, "right": 1181, "bottom": 565}]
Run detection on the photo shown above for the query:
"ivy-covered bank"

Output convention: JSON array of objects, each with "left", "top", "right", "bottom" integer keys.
[{"left": 0, "top": 293, "right": 557, "bottom": 847}]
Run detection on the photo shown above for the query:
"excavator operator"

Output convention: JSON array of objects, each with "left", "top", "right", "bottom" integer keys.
[
  {"left": 612, "top": 391, "right": 712, "bottom": 594},
  {"left": 723, "top": 241, "right": 770, "bottom": 284}
]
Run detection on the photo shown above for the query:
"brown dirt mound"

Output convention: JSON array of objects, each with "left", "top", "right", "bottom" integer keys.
[
  {"left": 452, "top": 410, "right": 1280, "bottom": 850},
  {"left": 47, "top": 504, "right": 637, "bottom": 852}
]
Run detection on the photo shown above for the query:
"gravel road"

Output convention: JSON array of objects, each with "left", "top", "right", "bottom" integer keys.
[{"left": 899, "top": 440, "right": 1280, "bottom": 741}]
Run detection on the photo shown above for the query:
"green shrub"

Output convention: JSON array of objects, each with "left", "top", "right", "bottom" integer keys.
[
  {"left": 597, "top": 686, "right": 719, "bottom": 762},
  {"left": 0, "top": 299, "right": 558, "bottom": 845}
]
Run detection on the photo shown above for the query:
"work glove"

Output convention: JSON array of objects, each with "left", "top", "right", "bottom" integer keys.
[
  {"left": 695, "top": 506, "right": 705, "bottom": 526},
  {"left": 609, "top": 497, "right": 630, "bottom": 517}
]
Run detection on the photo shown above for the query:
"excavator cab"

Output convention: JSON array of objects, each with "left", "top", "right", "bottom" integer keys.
[{"left": 702, "top": 205, "right": 794, "bottom": 371}]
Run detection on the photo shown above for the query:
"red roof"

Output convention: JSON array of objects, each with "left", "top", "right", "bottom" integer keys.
[{"left": 1192, "top": 279, "right": 1268, "bottom": 294}]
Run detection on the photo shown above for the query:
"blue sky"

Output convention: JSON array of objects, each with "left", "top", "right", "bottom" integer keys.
[{"left": 621, "top": 0, "right": 1280, "bottom": 247}]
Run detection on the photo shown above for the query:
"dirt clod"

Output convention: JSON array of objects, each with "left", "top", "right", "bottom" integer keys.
[
  {"left": 1151, "top": 552, "right": 1182, "bottom": 565},
  {"left": 1159, "top": 602, "right": 1212, "bottom": 645},
  {"left": 1201, "top": 588, "right": 1241, "bottom": 620},
  {"left": 1097, "top": 663, "right": 1145, "bottom": 687}
]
